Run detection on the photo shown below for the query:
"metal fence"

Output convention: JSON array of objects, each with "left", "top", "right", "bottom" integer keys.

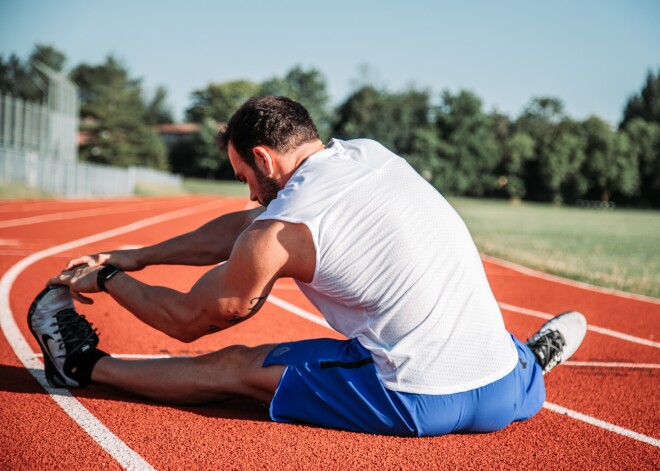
[
  {"left": 0, "top": 146, "right": 182, "bottom": 197},
  {"left": 0, "top": 79, "right": 78, "bottom": 165},
  {"left": 0, "top": 63, "right": 182, "bottom": 197}
]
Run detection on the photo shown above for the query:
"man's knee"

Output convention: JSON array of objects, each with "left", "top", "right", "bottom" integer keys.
[{"left": 193, "top": 344, "right": 281, "bottom": 401}]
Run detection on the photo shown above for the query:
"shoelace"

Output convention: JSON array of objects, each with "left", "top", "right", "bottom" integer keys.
[
  {"left": 51, "top": 308, "right": 99, "bottom": 356},
  {"left": 528, "top": 329, "right": 565, "bottom": 371}
]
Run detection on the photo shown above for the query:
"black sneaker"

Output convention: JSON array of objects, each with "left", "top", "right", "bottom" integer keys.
[
  {"left": 27, "top": 285, "right": 100, "bottom": 388},
  {"left": 526, "top": 311, "right": 587, "bottom": 374}
]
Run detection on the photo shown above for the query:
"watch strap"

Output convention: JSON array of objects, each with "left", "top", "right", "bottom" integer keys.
[{"left": 97, "top": 264, "right": 121, "bottom": 292}]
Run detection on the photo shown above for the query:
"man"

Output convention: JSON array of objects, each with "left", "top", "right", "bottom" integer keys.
[{"left": 29, "top": 96, "right": 587, "bottom": 436}]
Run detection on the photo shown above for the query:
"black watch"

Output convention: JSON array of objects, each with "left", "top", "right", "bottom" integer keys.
[{"left": 97, "top": 264, "right": 122, "bottom": 292}]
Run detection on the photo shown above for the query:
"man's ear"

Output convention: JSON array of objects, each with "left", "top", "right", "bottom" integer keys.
[{"left": 252, "top": 146, "right": 274, "bottom": 176}]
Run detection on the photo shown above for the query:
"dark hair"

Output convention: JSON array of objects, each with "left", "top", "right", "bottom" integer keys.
[{"left": 217, "top": 96, "right": 319, "bottom": 169}]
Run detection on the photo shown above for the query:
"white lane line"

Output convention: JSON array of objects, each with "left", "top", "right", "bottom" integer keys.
[
  {"left": 0, "top": 198, "right": 148, "bottom": 214},
  {"left": 564, "top": 361, "right": 660, "bottom": 369},
  {"left": 0, "top": 200, "right": 190, "bottom": 229},
  {"left": 483, "top": 254, "right": 660, "bottom": 305},
  {"left": 267, "top": 295, "right": 331, "bottom": 329},
  {"left": 0, "top": 198, "right": 230, "bottom": 469},
  {"left": 498, "top": 302, "right": 660, "bottom": 349},
  {"left": 32, "top": 353, "right": 174, "bottom": 360},
  {"left": 268, "top": 292, "right": 659, "bottom": 448},
  {"left": 543, "top": 402, "right": 660, "bottom": 447}
]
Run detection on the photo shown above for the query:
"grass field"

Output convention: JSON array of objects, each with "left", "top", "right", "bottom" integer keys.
[
  {"left": 182, "top": 178, "right": 249, "bottom": 196},
  {"left": 450, "top": 197, "right": 660, "bottom": 298},
  {"left": 0, "top": 180, "right": 54, "bottom": 199}
]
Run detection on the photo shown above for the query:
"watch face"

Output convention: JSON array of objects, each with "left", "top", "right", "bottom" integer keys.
[
  {"left": 100, "top": 265, "right": 118, "bottom": 278},
  {"left": 98, "top": 265, "right": 120, "bottom": 292}
]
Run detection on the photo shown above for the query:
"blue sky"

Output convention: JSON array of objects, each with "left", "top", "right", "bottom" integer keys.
[{"left": 1, "top": 0, "right": 659, "bottom": 125}]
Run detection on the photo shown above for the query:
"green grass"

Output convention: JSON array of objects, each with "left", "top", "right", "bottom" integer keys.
[
  {"left": 0, "top": 180, "right": 54, "bottom": 199},
  {"left": 128, "top": 179, "right": 249, "bottom": 197},
  {"left": 449, "top": 197, "right": 660, "bottom": 298},
  {"left": 182, "top": 178, "right": 249, "bottom": 197},
  {"left": 134, "top": 181, "right": 187, "bottom": 196}
]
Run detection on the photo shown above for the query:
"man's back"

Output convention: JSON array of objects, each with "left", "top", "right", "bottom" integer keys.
[{"left": 257, "top": 138, "right": 518, "bottom": 394}]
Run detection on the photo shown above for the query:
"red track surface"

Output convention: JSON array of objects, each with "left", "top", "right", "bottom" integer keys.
[{"left": 1, "top": 196, "right": 658, "bottom": 470}]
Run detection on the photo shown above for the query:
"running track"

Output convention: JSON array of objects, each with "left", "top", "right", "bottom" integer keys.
[{"left": 1, "top": 196, "right": 658, "bottom": 470}]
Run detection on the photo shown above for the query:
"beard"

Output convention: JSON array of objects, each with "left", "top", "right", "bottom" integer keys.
[{"left": 255, "top": 168, "right": 283, "bottom": 206}]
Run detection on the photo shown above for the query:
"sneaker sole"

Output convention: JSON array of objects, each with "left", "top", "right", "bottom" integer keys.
[{"left": 27, "top": 285, "right": 77, "bottom": 388}]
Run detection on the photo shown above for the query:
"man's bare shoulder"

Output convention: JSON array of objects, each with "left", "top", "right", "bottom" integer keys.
[{"left": 235, "top": 219, "right": 315, "bottom": 283}]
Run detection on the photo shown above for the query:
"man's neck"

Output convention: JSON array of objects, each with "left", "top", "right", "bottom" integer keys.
[{"left": 279, "top": 139, "right": 325, "bottom": 184}]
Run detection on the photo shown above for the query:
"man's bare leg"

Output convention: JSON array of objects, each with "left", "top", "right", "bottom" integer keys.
[{"left": 91, "top": 344, "right": 285, "bottom": 405}]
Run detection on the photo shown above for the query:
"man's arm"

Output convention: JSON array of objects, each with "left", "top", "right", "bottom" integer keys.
[
  {"left": 50, "top": 219, "right": 315, "bottom": 342},
  {"left": 65, "top": 206, "right": 265, "bottom": 272}
]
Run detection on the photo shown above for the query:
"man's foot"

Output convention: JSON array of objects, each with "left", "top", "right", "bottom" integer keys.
[
  {"left": 526, "top": 311, "right": 587, "bottom": 374},
  {"left": 27, "top": 285, "right": 106, "bottom": 388}
]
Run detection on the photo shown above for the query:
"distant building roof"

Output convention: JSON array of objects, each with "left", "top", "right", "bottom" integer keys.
[{"left": 155, "top": 123, "right": 201, "bottom": 134}]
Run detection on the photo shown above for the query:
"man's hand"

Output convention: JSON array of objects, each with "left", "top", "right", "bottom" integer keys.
[
  {"left": 65, "top": 250, "right": 144, "bottom": 272},
  {"left": 48, "top": 264, "right": 104, "bottom": 304}
]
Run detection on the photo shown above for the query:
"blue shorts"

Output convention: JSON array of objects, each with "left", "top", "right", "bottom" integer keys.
[{"left": 262, "top": 335, "right": 545, "bottom": 436}]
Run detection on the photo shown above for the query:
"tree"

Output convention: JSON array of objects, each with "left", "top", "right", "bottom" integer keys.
[
  {"left": 623, "top": 118, "right": 660, "bottom": 206},
  {"left": 70, "top": 55, "right": 168, "bottom": 169},
  {"left": 515, "top": 97, "right": 569, "bottom": 201},
  {"left": 582, "top": 116, "right": 639, "bottom": 203},
  {"left": 260, "top": 66, "right": 332, "bottom": 139},
  {"left": 500, "top": 131, "right": 536, "bottom": 200},
  {"left": 0, "top": 54, "right": 36, "bottom": 99},
  {"left": 332, "top": 85, "right": 385, "bottom": 140},
  {"left": 186, "top": 80, "right": 260, "bottom": 123},
  {"left": 145, "top": 85, "right": 173, "bottom": 125},
  {"left": 620, "top": 69, "right": 660, "bottom": 129},
  {"left": 196, "top": 118, "right": 225, "bottom": 178},
  {"left": 0, "top": 44, "right": 70, "bottom": 104},
  {"left": 29, "top": 44, "right": 66, "bottom": 72},
  {"left": 424, "top": 90, "right": 501, "bottom": 196},
  {"left": 539, "top": 122, "right": 587, "bottom": 204},
  {"left": 332, "top": 85, "right": 432, "bottom": 157}
]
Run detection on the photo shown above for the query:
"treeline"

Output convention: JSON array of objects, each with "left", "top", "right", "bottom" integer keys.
[
  {"left": 2, "top": 45, "right": 660, "bottom": 207},
  {"left": 177, "top": 67, "right": 660, "bottom": 207}
]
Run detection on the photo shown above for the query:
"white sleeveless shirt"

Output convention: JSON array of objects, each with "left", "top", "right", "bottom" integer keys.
[{"left": 256, "top": 138, "right": 518, "bottom": 394}]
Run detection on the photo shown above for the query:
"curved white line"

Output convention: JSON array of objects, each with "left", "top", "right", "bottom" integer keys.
[
  {"left": 482, "top": 254, "right": 660, "bottom": 305},
  {"left": 0, "top": 198, "right": 230, "bottom": 469}
]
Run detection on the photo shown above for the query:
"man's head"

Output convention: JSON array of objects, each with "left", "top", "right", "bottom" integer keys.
[
  {"left": 217, "top": 96, "right": 320, "bottom": 207},
  {"left": 217, "top": 96, "right": 319, "bottom": 170}
]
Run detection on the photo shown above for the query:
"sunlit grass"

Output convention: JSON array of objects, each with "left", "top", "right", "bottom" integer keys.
[
  {"left": 449, "top": 197, "right": 660, "bottom": 298},
  {"left": 0, "top": 180, "right": 54, "bottom": 199},
  {"left": 182, "top": 178, "right": 249, "bottom": 196}
]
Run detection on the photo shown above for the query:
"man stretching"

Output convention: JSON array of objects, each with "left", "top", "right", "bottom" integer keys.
[{"left": 29, "top": 96, "right": 586, "bottom": 436}]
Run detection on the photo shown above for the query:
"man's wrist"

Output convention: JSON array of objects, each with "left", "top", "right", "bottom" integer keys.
[{"left": 97, "top": 264, "right": 122, "bottom": 292}]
